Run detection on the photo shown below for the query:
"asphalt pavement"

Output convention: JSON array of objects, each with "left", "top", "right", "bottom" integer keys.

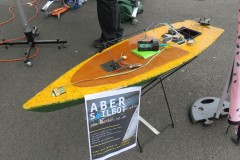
[{"left": 0, "top": 0, "right": 239, "bottom": 160}]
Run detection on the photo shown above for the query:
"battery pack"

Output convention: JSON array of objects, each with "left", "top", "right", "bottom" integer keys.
[{"left": 138, "top": 39, "right": 159, "bottom": 51}]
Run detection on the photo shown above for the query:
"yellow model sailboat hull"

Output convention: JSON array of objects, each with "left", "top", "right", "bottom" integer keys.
[{"left": 23, "top": 20, "right": 224, "bottom": 112}]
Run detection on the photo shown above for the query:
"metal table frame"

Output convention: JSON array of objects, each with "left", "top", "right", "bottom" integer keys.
[{"left": 137, "top": 56, "right": 198, "bottom": 152}]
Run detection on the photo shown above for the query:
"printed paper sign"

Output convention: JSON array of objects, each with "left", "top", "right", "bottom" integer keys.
[{"left": 84, "top": 87, "right": 141, "bottom": 160}]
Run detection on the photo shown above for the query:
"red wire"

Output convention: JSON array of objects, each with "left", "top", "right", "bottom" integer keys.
[
  {"left": 0, "top": 0, "right": 40, "bottom": 26},
  {"left": 0, "top": 36, "right": 26, "bottom": 45},
  {"left": 0, "top": 6, "right": 16, "bottom": 26},
  {"left": 0, "top": 0, "right": 42, "bottom": 62},
  {"left": 0, "top": 46, "right": 40, "bottom": 62}
]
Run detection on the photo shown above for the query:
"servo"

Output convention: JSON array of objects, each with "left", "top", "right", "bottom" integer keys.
[{"left": 138, "top": 39, "right": 159, "bottom": 51}]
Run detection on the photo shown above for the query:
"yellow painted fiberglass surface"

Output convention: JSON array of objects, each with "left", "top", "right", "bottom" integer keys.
[{"left": 23, "top": 20, "right": 224, "bottom": 112}]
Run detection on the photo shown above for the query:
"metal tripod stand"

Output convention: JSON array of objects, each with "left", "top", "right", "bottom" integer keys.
[{"left": 0, "top": 0, "right": 67, "bottom": 66}]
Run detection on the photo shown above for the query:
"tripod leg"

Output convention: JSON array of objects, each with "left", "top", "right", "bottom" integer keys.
[
  {"left": 137, "top": 138, "right": 143, "bottom": 153},
  {"left": 24, "top": 42, "right": 33, "bottom": 67}
]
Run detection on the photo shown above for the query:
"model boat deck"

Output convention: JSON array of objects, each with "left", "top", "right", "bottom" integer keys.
[{"left": 23, "top": 20, "right": 224, "bottom": 112}]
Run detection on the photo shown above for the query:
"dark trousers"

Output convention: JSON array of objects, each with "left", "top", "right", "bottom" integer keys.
[{"left": 97, "top": 0, "right": 124, "bottom": 41}]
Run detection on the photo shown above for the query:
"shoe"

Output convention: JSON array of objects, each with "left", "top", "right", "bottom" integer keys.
[
  {"left": 93, "top": 38, "right": 118, "bottom": 49},
  {"left": 231, "top": 135, "right": 240, "bottom": 145},
  {"left": 93, "top": 38, "right": 106, "bottom": 48}
]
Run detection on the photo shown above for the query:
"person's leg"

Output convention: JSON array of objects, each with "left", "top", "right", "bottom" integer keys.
[
  {"left": 94, "top": 0, "right": 109, "bottom": 48},
  {"left": 115, "top": 1, "right": 124, "bottom": 39},
  {"left": 97, "top": 0, "right": 123, "bottom": 41}
]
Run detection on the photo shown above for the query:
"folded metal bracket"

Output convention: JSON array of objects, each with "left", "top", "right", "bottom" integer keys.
[{"left": 51, "top": 87, "right": 66, "bottom": 97}]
